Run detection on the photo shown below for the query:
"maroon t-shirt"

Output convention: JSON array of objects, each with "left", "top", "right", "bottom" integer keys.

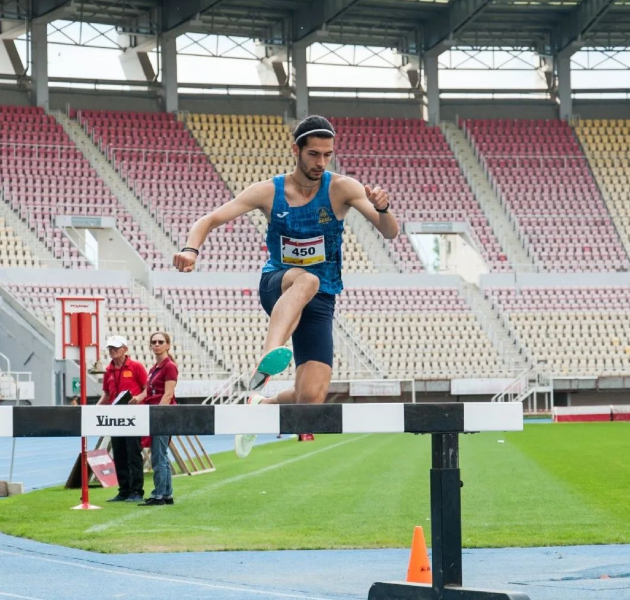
[
  {"left": 144, "top": 357, "right": 178, "bottom": 405},
  {"left": 102, "top": 357, "right": 147, "bottom": 403}
]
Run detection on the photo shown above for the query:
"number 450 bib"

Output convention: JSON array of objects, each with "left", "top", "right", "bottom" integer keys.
[{"left": 281, "top": 235, "right": 326, "bottom": 266}]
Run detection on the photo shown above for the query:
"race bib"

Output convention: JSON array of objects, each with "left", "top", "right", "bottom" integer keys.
[{"left": 281, "top": 235, "right": 326, "bottom": 266}]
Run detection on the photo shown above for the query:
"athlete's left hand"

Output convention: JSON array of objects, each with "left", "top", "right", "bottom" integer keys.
[{"left": 365, "top": 185, "right": 389, "bottom": 211}]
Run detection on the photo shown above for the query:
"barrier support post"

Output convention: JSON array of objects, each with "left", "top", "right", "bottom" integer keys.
[
  {"left": 368, "top": 431, "right": 530, "bottom": 600},
  {"left": 71, "top": 312, "right": 100, "bottom": 511}
]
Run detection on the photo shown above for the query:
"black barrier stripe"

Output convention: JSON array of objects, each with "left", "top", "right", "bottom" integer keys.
[
  {"left": 13, "top": 406, "right": 81, "bottom": 437},
  {"left": 404, "top": 403, "right": 464, "bottom": 433},
  {"left": 150, "top": 405, "right": 215, "bottom": 436},
  {"left": 280, "top": 404, "right": 343, "bottom": 434}
]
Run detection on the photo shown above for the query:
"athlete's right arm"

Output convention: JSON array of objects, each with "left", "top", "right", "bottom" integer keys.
[{"left": 173, "top": 181, "right": 273, "bottom": 272}]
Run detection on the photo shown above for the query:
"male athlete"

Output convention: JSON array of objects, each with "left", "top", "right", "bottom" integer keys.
[{"left": 173, "top": 115, "right": 399, "bottom": 457}]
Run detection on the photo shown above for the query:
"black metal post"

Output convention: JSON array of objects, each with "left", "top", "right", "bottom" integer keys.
[
  {"left": 430, "top": 432, "right": 463, "bottom": 591},
  {"left": 368, "top": 433, "right": 530, "bottom": 600}
]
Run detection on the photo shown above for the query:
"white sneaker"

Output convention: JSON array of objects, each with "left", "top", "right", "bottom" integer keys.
[{"left": 235, "top": 393, "right": 265, "bottom": 459}]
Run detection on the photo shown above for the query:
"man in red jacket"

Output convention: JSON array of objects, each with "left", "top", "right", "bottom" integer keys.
[{"left": 97, "top": 335, "right": 148, "bottom": 502}]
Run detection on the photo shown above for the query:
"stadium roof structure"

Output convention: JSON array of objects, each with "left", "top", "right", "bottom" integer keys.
[{"left": 3, "top": 0, "right": 630, "bottom": 57}]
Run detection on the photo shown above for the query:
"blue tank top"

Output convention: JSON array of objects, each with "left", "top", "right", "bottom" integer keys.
[{"left": 262, "top": 171, "right": 344, "bottom": 295}]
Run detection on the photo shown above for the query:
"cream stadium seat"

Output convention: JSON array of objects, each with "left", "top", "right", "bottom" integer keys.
[
  {"left": 486, "top": 286, "right": 630, "bottom": 376},
  {"left": 338, "top": 287, "right": 511, "bottom": 379},
  {"left": 4, "top": 283, "right": 207, "bottom": 379},
  {"left": 575, "top": 119, "right": 630, "bottom": 264}
]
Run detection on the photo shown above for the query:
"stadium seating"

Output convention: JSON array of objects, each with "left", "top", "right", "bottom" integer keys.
[
  {"left": 463, "top": 118, "right": 629, "bottom": 272},
  {"left": 156, "top": 284, "right": 356, "bottom": 380},
  {"left": 574, "top": 119, "right": 630, "bottom": 258},
  {"left": 185, "top": 113, "right": 377, "bottom": 274},
  {"left": 0, "top": 105, "right": 160, "bottom": 268},
  {"left": 485, "top": 286, "right": 630, "bottom": 376},
  {"left": 78, "top": 109, "right": 264, "bottom": 271},
  {"left": 330, "top": 117, "right": 507, "bottom": 273},
  {"left": 3, "top": 282, "right": 206, "bottom": 378},
  {"left": 337, "top": 286, "right": 510, "bottom": 379},
  {"left": 0, "top": 216, "right": 40, "bottom": 268}
]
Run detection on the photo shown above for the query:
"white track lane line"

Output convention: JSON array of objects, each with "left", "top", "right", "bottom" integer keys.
[
  {"left": 0, "top": 592, "right": 45, "bottom": 600},
  {"left": 0, "top": 550, "right": 332, "bottom": 600},
  {"left": 86, "top": 434, "right": 370, "bottom": 533}
]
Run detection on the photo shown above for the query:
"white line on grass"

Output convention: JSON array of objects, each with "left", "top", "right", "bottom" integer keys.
[
  {"left": 0, "top": 550, "right": 332, "bottom": 599},
  {"left": 0, "top": 592, "right": 45, "bottom": 600},
  {"left": 86, "top": 434, "right": 370, "bottom": 534}
]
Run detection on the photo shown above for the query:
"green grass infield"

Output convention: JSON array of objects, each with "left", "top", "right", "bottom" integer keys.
[{"left": 1, "top": 422, "right": 629, "bottom": 553}]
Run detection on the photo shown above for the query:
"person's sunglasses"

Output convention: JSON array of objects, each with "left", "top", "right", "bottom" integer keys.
[{"left": 151, "top": 340, "right": 166, "bottom": 345}]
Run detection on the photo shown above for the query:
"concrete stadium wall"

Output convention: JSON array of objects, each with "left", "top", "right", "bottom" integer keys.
[
  {"left": 3, "top": 268, "right": 625, "bottom": 291},
  {"left": 149, "top": 271, "right": 462, "bottom": 289},
  {"left": 2, "top": 86, "right": 630, "bottom": 121},
  {"left": 0, "top": 268, "right": 133, "bottom": 287},
  {"left": 480, "top": 272, "right": 630, "bottom": 290},
  {"left": 0, "top": 296, "right": 56, "bottom": 406},
  {"left": 441, "top": 100, "right": 559, "bottom": 121}
]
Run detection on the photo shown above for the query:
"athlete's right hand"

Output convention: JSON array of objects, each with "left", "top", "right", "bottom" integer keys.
[{"left": 173, "top": 251, "right": 198, "bottom": 273}]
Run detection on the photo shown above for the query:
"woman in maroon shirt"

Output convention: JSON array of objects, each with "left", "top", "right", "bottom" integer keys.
[{"left": 131, "top": 331, "right": 178, "bottom": 506}]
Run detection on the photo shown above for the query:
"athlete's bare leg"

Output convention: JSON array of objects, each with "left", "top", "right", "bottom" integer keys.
[
  {"left": 262, "top": 268, "right": 320, "bottom": 354},
  {"left": 260, "top": 361, "right": 331, "bottom": 405}
]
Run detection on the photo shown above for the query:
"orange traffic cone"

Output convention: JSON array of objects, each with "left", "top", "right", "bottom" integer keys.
[{"left": 406, "top": 526, "right": 432, "bottom": 584}]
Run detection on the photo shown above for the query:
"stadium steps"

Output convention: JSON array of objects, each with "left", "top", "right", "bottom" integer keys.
[
  {"left": 131, "top": 280, "right": 223, "bottom": 377},
  {"left": 343, "top": 205, "right": 402, "bottom": 273},
  {"left": 461, "top": 281, "right": 530, "bottom": 373},
  {"left": 53, "top": 112, "right": 179, "bottom": 265},
  {"left": 441, "top": 122, "right": 534, "bottom": 272},
  {"left": 0, "top": 188, "right": 59, "bottom": 265},
  {"left": 333, "top": 315, "right": 385, "bottom": 378}
]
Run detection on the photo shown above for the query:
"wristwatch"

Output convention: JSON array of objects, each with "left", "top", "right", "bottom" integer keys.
[{"left": 375, "top": 202, "right": 390, "bottom": 214}]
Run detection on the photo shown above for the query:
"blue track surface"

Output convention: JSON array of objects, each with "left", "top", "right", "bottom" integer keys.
[{"left": 1, "top": 532, "right": 629, "bottom": 599}]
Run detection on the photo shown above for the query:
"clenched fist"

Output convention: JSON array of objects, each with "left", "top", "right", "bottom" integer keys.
[
  {"left": 364, "top": 185, "right": 389, "bottom": 212},
  {"left": 173, "top": 250, "right": 198, "bottom": 273}
]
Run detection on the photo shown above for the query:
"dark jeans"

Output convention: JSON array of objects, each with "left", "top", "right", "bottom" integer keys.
[
  {"left": 110, "top": 436, "right": 144, "bottom": 497},
  {"left": 150, "top": 435, "right": 172, "bottom": 500}
]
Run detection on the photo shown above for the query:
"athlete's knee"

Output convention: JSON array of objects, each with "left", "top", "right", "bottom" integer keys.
[
  {"left": 296, "top": 387, "right": 327, "bottom": 404},
  {"left": 295, "top": 377, "right": 328, "bottom": 404},
  {"left": 292, "top": 272, "right": 320, "bottom": 299}
]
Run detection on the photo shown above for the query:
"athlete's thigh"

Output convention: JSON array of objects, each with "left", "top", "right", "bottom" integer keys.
[
  {"left": 291, "top": 292, "right": 335, "bottom": 367},
  {"left": 280, "top": 267, "right": 315, "bottom": 294}
]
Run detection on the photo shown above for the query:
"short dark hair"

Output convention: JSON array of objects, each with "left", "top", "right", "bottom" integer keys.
[{"left": 293, "top": 115, "right": 335, "bottom": 149}]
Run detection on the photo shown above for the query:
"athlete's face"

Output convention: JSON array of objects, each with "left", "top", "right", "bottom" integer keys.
[{"left": 294, "top": 136, "right": 334, "bottom": 181}]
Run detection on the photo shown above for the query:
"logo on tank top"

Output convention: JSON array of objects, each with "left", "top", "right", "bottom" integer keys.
[{"left": 318, "top": 207, "right": 332, "bottom": 224}]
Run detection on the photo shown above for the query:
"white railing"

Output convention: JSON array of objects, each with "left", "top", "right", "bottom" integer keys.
[
  {"left": 460, "top": 284, "right": 524, "bottom": 375},
  {"left": 0, "top": 141, "right": 77, "bottom": 159},
  {"left": 492, "top": 364, "right": 553, "bottom": 411},
  {"left": 332, "top": 320, "right": 379, "bottom": 379},
  {"left": 109, "top": 147, "right": 210, "bottom": 170},
  {"left": 491, "top": 367, "right": 532, "bottom": 403},
  {"left": 202, "top": 372, "right": 246, "bottom": 405},
  {"left": 334, "top": 314, "right": 384, "bottom": 377}
]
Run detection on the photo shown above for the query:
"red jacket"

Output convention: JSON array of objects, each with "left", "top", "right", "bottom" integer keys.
[
  {"left": 144, "top": 357, "right": 178, "bottom": 405},
  {"left": 102, "top": 356, "right": 147, "bottom": 403}
]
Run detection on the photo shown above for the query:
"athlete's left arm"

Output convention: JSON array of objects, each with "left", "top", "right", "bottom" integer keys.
[{"left": 340, "top": 176, "right": 399, "bottom": 239}]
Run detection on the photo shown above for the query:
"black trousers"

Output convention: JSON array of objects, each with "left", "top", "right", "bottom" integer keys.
[{"left": 110, "top": 436, "right": 144, "bottom": 497}]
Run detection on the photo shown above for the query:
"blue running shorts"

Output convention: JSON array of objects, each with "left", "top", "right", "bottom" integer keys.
[{"left": 259, "top": 270, "right": 336, "bottom": 368}]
